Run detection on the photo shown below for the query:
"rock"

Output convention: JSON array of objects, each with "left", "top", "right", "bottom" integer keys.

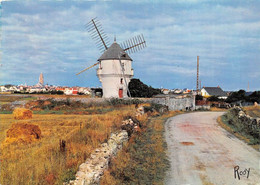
[
  {"left": 136, "top": 106, "right": 144, "bottom": 115},
  {"left": 238, "top": 111, "right": 246, "bottom": 118}
]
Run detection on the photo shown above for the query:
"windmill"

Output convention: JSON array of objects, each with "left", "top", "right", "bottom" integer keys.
[{"left": 77, "top": 18, "right": 146, "bottom": 98}]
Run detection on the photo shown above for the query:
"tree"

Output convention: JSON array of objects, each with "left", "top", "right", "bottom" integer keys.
[
  {"left": 225, "top": 89, "right": 246, "bottom": 103},
  {"left": 128, "top": 78, "right": 161, "bottom": 98},
  {"left": 248, "top": 91, "right": 260, "bottom": 103}
]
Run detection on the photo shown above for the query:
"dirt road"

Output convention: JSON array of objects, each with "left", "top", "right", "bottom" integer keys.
[{"left": 164, "top": 112, "right": 260, "bottom": 185}]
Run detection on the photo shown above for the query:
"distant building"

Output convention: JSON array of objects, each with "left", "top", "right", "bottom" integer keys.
[
  {"left": 161, "top": 89, "right": 170, "bottom": 95},
  {"left": 64, "top": 88, "right": 78, "bottom": 95},
  {"left": 201, "top": 86, "right": 227, "bottom": 99}
]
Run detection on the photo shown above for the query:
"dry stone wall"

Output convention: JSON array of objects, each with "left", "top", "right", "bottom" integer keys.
[
  {"left": 67, "top": 106, "right": 144, "bottom": 185},
  {"left": 67, "top": 131, "right": 128, "bottom": 185},
  {"left": 152, "top": 95, "right": 195, "bottom": 111}
]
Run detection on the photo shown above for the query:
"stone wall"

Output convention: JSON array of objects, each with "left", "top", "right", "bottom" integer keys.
[
  {"left": 194, "top": 105, "right": 210, "bottom": 110},
  {"left": 67, "top": 131, "right": 128, "bottom": 185},
  {"left": 67, "top": 107, "right": 144, "bottom": 185},
  {"left": 152, "top": 94, "right": 195, "bottom": 111}
]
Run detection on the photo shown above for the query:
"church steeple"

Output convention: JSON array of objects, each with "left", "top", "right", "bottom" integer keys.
[{"left": 39, "top": 72, "right": 44, "bottom": 86}]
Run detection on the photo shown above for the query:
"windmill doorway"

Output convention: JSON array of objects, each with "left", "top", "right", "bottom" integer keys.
[{"left": 119, "top": 88, "right": 123, "bottom": 98}]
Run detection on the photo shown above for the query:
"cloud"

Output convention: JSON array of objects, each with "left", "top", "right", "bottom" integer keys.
[{"left": 1, "top": 1, "right": 260, "bottom": 90}]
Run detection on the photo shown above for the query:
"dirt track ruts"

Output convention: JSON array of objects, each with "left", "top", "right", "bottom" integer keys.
[{"left": 164, "top": 112, "right": 260, "bottom": 185}]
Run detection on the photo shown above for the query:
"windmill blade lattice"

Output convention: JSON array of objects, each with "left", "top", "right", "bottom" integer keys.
[
  {"left": 85, "top": 18, "right": 110, "bottom": 53},
  {"left": 121, "top": 34, "right": 146, "bottom": 54}
]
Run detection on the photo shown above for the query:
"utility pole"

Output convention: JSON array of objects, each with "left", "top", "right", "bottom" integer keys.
[{"left": 197, "top": 56, "right": 199, "bottom": 94}]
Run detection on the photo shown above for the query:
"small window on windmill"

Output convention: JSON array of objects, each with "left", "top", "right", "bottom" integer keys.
[
  {"left": 121, "top": 62, "right": 125, "bottom": 71},
  {"left": 120, "top": 78, "right": 123, "bottom": 84}
]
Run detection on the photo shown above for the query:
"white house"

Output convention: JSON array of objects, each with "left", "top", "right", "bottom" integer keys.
[{"left": 201, "top": 86, "right": 227, "bottom": 99}]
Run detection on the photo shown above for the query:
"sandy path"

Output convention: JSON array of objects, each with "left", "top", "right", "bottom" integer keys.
[{"left": 164, "top": 112, "right": 260, "bottom": 185}]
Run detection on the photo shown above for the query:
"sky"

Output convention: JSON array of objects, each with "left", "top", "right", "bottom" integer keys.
[{"left": 0, "top": 0, "right": 259, "bottom": 91}]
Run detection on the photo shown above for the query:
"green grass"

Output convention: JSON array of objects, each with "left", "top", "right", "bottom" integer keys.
[
  {"left": 20, "top": 96, "right": 37, "bottom": 101},
  {"left": 33, "top": 110, "right": 65, "bottom": 114},
  {"left": 0, "top": 111, "right": 12, "bottom": 114},
  {"left": 219, "top": 108, "right": 260, "bottom": 149}
]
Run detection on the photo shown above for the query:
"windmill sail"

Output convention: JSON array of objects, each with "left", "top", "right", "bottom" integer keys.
[
  {"left": 86, "top": 18, "right": 110, "bottom": 52},
  {"left": 120, "top": 34, "right": 146, "bottom": 54},
  {"left": 76, "top": 62, "right": 99, "bottom": 75}
]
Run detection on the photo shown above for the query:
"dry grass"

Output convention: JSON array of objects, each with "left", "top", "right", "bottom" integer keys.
[
  {"left": 30, "top": 94, "right": 92, "bottom": 99},
  {"left": 5, "top": 123, "right": 41, "bottom": 144},
  {"left": 13, "top": 108, "right": 33, "bottom": 120},
  {"left": 210, "top": 107, "right": 227, "bottom": 112},
  {"left": 0, "top": 105, "right": 139, "bottom": 185},
  {"left": 243, "top": 105, "right": 260, "bottom": 117}
]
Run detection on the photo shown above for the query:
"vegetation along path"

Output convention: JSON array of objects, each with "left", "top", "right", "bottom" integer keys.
[{"left": 164, "top": 112, "right": 260, "bottom": 185}]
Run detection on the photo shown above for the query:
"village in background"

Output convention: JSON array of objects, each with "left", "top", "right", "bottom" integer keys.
[
  {"left": 0, "top": 72, "right": 242, "bottom": 97},
  {"left": 1, "top": 72, "right": 257, "bottom": 105}
]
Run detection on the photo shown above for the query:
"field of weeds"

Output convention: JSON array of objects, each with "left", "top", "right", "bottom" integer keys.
[{"left": 0, "top": 102, "right": 145, "bottom": 185}]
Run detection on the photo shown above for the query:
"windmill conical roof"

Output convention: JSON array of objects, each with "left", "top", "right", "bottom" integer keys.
[{"left": 98, "top": 42, "right": 132, "bottom": 61}]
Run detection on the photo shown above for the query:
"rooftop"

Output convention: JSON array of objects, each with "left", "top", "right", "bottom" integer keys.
[
  {"left": 98, "top": 42, "right": 132, "bottom": 61},
  {"left": 203, "top": 87, "right": 227, "bottom": 97}
]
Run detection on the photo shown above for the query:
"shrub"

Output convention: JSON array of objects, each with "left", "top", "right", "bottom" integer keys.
[{"left": 106, "top": 98, "right": 143, "bottom": 106}]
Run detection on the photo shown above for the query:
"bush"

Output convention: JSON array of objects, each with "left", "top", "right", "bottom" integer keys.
[{"left": 106, "top": 98, "right": 143, "bottom": 106}]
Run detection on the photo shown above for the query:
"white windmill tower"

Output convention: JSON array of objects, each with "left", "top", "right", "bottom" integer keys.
[{"left": 77, "top": 18, "right": 146, "bottom": 98}]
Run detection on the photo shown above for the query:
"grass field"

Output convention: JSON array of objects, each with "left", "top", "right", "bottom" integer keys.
[
  {"left": 0, "top": 104, "right": 143, "bottom": 185},
  {"left": 243, "top": 105, "right": 260, "bottom": 117}
]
